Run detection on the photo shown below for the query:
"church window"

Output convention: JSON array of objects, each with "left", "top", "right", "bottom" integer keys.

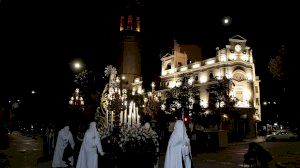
[
  {"left": 209, "top": 72, "right": 214, "bottom": 80},
  {"left": 195, "top": 75, "right": 198, "bottom": 82},
  {"left": 233, "top": 73, "right": 246, "bottom": 82},
  {"left": 120, "top": 16, "right": 124, "bottom": 31},
  {"left": 136, "top": 16, "right": 141, "bottom": 32},
  {"left": 236, "top": 91, "right": 243, "bottom": 101},
  {"left": 255, "top": 86, "right": 259, "bottom": 93},
  {"left": 127, "top": 15, "right": 133, "bottom": 30},
  {"left": 166, "top": 63, "right": 171, "bottom": 70}
]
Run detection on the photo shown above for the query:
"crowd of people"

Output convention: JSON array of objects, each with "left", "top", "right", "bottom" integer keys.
[{"left": 48, "top": 119, "right": 193, "bottom": 168}]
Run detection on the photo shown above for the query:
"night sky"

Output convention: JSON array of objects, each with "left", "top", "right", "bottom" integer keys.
[{"left": 0, "top": 1, "right": 295, "bottom": 118}]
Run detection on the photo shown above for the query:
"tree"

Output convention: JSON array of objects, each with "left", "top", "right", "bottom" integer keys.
[
  {"left": 268, "top": 45, "right": 287, "bottom": 81},
  {"left": 268, "top": 45, "right": 290, "bottom": 125},
  {"left": 207, "top": 76, "right": 238, "bottom": 129},
  {"left": 164, "top": 75, "right": 198, "bottom": 121}
]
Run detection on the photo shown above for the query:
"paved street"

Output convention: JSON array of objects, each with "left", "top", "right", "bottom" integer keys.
[
  {"left": 1, "top": 132, "right": 300, "bottom": 168},
  {"left": 0, "top": 132, "right": 43, "bottom": 168},
  {"left": 158, "top": 138, "right": 300, "bottom": 168}
]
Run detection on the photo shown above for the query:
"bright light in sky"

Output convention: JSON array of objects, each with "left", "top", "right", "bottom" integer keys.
[
  {"left": 222, "top": 16, "right": 232, "bottom": 26},
  {"left": 31, "top": 90, "right": 36, "bottom": 94},
  {"left": 74, "top": 62, "right": 81, "bottom": 69},
  {"left": 224, "top": 18, "right": 229, "bottom": 24}
]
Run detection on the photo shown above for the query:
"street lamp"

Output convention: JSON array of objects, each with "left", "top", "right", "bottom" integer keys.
[
  {"left": 151, "top": 82, "right": 155, "bottom": 92},
  {"left": 69, "top": 88, "right": 84, "bottom": 106}
]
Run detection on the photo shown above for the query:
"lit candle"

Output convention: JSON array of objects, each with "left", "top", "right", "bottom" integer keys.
[
  {"left": 124, "top": 109, "right": 127, "bottom": 124},
  {"left": 132, "top": 103, "right": 136, "bottom": 125},
  {"left": 111, "top": 111, "right": 114, "bottom": 126},
  {"left": 120, "top": 111, "right": 123, "bottom": 126},
  {"left": 129, "top": 102, "right": 132, "bottom": 126},
  {"left": 136, "top": 107, "right": 139, "bottom": 125},
  {"left": 128, "top": 115, "right": 131, "bottom": 127},
  {"left": 106, "top": 111, "right": 108, "bottom": 127}
]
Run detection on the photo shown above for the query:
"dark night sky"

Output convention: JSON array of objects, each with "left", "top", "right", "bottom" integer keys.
[{"left": 0, "top": 1, "right": 295, "bottom": 117}]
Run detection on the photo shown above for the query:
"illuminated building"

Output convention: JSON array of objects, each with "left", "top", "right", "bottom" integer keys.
[{"left": 160, "top": 35, "right": 261, "bottom": 138}]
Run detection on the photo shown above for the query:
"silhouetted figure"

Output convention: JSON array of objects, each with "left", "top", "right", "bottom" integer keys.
[{"left": 244, "top": 142, "right": 272, "bottom": 167}]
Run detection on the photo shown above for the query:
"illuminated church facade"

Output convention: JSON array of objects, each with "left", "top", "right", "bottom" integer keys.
[{"left": 159, "top": 35, "right": 261, "bottom": 137}]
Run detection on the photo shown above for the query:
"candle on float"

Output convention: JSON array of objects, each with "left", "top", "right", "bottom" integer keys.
[
  {"left": 128, "top": 115, "right": 131, "bottom": 127},
  {"left": 137, "top": 115, "right": 140, "bottom": 126},
  {"left": 124, "top": 109, "right": 127, "bottom": 124},
  {"left": 120, "top": 111, "right": 123, "bottom": 126},
  {"left": 132, "top": 103, "right": 136, "bottom": 125},
  {"left": 136, "top": 107, "right": 139, "bottom": 125},
  {"left": 111, "top": 111, "right": 114, "bottom": 126},
  {"left": 106, "top": 111, "right": 109, "bottom": 127}
]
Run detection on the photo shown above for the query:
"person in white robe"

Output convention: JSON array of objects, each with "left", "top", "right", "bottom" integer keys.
[
  {"left": 52, "top": 125, "right": 75, "bottom": 167},
  {"left": 76, "top": 122, "right": 104, "bottom": 168},
  {"left": 164, "top": 120, "right": 192, "bottom": 168}
]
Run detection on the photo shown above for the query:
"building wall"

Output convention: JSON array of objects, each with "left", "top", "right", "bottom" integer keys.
[{"left": 159, "top": 35, "right": 261, "bottom": 137}]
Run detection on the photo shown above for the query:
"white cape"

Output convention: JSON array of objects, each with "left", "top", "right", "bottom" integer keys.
[
  {"left": 52, "top": 126, "right": 75, "bottom": 167},
  {"left": 76, "top": 122, "right": 103, "bottom": 168},
  {"left": 164, "top": 120, "right": 192, "bottom": 168}
]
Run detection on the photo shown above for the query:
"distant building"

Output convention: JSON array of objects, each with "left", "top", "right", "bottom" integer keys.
[{"left": 159, "top": 35, "right": 261, "bottom": 138}]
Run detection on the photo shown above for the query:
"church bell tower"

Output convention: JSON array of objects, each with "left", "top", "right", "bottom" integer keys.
[{"left": 118, "top": 0, "right": 144, "bottom": 88}]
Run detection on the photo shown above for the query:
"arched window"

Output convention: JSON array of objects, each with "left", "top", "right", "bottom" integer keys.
[
  {"left": 166, "top": 63, "right": 171, "bottom": 70},
  {"left": 178, "top": 62, "right": 182, "bottom": 67},
  {"left": 232, "top": 70, "right": 246, "bottom": 82},
  {"left": 195, "top": 75, "right": 198, "bottom": 82},
  {"left": 233, "top": 73, "right": 246, "bottom": 82},
  {"left": 209, "top": 72, "right": 214, "bottom": 80}
]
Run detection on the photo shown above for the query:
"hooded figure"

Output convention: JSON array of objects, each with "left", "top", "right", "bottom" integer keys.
[
  {"left": 52, "top": 125, "right": 75, "bottom": 167},
  {"left": 164, "top": 120, "right": 192, "bottom": 168},
  {"left": 76, "top": 122, "right": 104, "bottom": 168}
]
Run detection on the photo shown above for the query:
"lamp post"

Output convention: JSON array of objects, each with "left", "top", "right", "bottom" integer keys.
[{"left": 69, "top": 88, "right": 85, "bottom": 110}]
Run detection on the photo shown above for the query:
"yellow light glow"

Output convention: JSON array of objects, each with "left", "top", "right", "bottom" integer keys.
[
  {"left": 134, "top": 78, "right": 140, "bottom": 83},
  {"left": 200, "top": 100, "right": 208, "bottom": 108},
  {"left": 74, "top": 62, "right": 81, "bottom": 69},
  {"left": 200, "top": 74, "right": 207, "bottom": 83},
  {"left": 192, "top": 63, "right": 200, "bottom": 69},
  {"left": 151, "top": 82, "right": 155, "bottom": 88},
  {"left": 243, "top": 89, "right": 251, "bottom": 101},
  {"left": 246, "top": 72, "right": 252, "bottom": 80},
  {"left": 241, "top": 54, "right": 249, "bottom": 61},
  {"left": 176, "top": 81, "right": 182, "bottom": 87},
  {"left": 219, "top": 55, "right": 227, "bottom": 62},
  {"left": 168, "top": 81, "right": 176, "bottom": 88},
  {"left": 169, "top": 69, "right": 175, "bottom": 74},
  {"left": 181, "top": 67, "right": 188, "bottom": 71},
  {"left": 206, "top": 60, "right": 215, "bottom": 65},
  {"left": 229, "top": 53, "right": 237, "bottom": 61},
  {"left": 188, "top": 77, "right": 194, "bottom": 85},
  {"left": 225, "top": 73, "right": 232, "bottom": 79}
]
